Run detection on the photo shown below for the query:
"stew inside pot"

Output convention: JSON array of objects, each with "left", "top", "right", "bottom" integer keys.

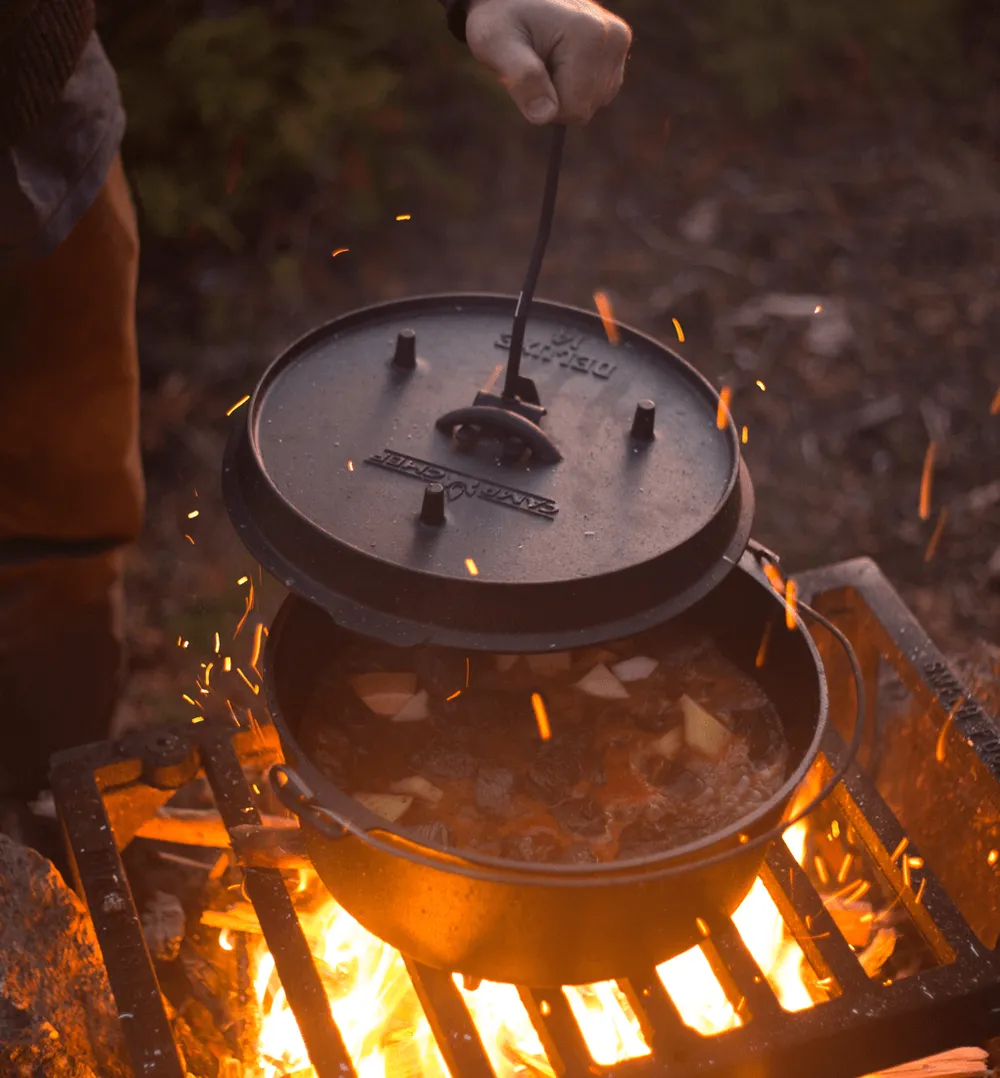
[{"left": 299, "top": 626, "right": 789, "bottom": 865}]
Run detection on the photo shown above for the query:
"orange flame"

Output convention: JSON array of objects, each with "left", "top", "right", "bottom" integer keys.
[{"left": 250, "top": 823, "right": 852, "bottom": 1076}]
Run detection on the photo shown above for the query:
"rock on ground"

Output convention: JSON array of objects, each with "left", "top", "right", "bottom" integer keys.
[{"left": 0, "top": 836, "right": 129, "bottom": 1077}]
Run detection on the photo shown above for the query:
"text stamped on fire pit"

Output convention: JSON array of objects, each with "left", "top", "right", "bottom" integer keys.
[{"left": 365, "top": 450, "right": 559, "bottom": 519}]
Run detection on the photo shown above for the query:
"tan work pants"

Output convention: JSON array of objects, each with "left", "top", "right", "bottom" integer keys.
[{"left": 0, "top": 155, "right": 143, "bottom": 797}]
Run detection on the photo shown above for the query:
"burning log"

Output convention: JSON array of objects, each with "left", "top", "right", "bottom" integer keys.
[{"left": 0, "top": 836, "right": 129, "bottom": 1078}]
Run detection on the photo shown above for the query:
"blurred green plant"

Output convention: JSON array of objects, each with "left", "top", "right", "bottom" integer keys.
[
  {"left": 619, "top": 0, "right": 983, "bottom": 116},
  {"left": 99, "top": 1, "right": 496, "bottom": 247}
]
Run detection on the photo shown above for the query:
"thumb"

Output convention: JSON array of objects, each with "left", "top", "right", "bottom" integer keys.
[{"left": 469, "top": 28, "right": 559, "bottom": 124}]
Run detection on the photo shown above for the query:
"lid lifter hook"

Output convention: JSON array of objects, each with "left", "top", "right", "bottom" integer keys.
[{"left": 436, "top": 125, "right": 567, "bottom": 462}]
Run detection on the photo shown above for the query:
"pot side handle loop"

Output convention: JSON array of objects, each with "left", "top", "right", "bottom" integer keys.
[{"left": 270, "top": 764, "right": 353, "bottom": 843}]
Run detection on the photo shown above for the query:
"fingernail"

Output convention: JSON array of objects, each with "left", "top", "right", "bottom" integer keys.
[{"left": 525, "top": 96, "right": 556, "bottom": 123}]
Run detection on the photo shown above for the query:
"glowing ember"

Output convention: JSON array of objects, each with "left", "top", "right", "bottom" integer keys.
[
  {"left": 671, "top": 317, "right": 685, "bottom": 343},
  {"left": 250, "top": 822, "right": 835, "bottom": 1074},
  {"left": 716, "top": 386, "right": 732, "bottom": 430},
  {"left": 464, "top": 558, "right": 480, "bottom": 577},
  {"left": 227, "top": 394, "right": 251, "bottom": 417},
  {"left": 919, "top": 441, "right": 936, "bottom": 521},
  {"left": 531, "top": 692, "right": 551, "bottom": 740},
  {"left": 988, "top": 849, "right": 999, "bottom": 867},
  {"left": 332, "top": 247, "right": 349, "bottom": 257},
  {"left": 593, "top": 291, "right": 620, "bottom": 344}
]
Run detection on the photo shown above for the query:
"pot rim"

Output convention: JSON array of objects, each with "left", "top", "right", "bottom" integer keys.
[{"left": 265, "top": 553, "right": 830, "bottom": 888}]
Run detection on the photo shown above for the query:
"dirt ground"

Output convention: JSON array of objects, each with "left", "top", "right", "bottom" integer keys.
[{"left": 115, "top": 45, "right": 1000, "bottom": 732}]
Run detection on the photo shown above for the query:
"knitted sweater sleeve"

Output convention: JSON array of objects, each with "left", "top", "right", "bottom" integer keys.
[{"left": 0, "top": 0, "right": 95, "bottom": 147}]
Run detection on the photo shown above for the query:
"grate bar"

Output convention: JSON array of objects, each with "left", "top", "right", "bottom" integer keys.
[
  {"left": 519, "top": 987, "right": 595, "bottom": 1076},
  {"left": 761, "top": 842, "right": 871, "bottom": 995},
  {"left": 201, "top": 732, "right": 356, "bottom": 1078},
  {"left": 404, "top": 961, "right": 495, "bottom": 1078},
  {"left": 618, "top": 973, "right": 700, "bottom": 1060},
  {"left": 701, "top": 915, "right": 782, "bottom": 1022},
  {"left": 830, "top": 756, "right": 984, "bottom": 964}
]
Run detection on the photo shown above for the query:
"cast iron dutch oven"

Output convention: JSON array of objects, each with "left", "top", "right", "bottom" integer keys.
[{"left": 222, "top": 129, "right": 861, "bottom": 986}]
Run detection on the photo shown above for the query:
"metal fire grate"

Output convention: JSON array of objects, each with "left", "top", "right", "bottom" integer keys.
[{"left": 50, "top": 558, "right": 1000, "bottom": 1078}]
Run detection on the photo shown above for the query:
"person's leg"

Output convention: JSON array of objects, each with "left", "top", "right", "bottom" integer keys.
[{"left": 0, "top": 155, "right": 142, "bottom": 802}]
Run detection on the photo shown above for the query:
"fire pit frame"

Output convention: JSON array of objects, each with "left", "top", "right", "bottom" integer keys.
[{"left": 49, "top": 557, "right": 1000, "bottom": 1078}]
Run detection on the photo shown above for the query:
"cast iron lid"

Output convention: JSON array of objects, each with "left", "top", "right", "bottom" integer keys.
[{"left": 223, "top": 293, "right": 754, "bottom": 652}]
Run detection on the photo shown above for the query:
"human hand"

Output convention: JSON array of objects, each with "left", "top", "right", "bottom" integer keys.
[{"left": 465, "top": 0, "right": 632, "bottom": 126}]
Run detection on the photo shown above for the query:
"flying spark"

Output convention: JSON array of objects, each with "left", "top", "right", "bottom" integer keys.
[
  {"left": 223, "top": 657, "right": 232, "bottom": 672},
  {"left": 919, "top": 441, "right": 936, "bottom": 521},
  {"left": 218, "top": 929, "right": 234, "bottom": 951},
  {"left": 465, "top": 657, "right": 470, "bottom": 688},
  {"left": 671, "top": 317, "right": 685, "bottom": 343},
  {"left": 531, "top": 692, "right": 551, "bottom": 740},
  {"left": 204, "top": 662, "right": 213, "bottom": 686},
  {"left": 762, "top": 561, "right": 784, "bottom": 594},
  {"left": 237, "top": 576, "right": 248, "bottom": 586},
  {"left": 756, "top": 380, "right": 766, "bottom": 391},
  {"left": 464, "top": 557, "right": 479, "bottom": 577},
  {"left": 331, "top": 247, "right": 349, "bottom": 258},
  {"left": 924, "top": 508, "right": 949, "bottom": 563},
  {"left": 784, "top": 578, "right": 798, "bottom": 630},
  {"left": 250, "top": 622, "right": 264, "bottom": 678},
  {"left": 482, "top": 362, "right": 504, "bottom": 395},
  {"left": 182, "top": 640, "right": 189, "bottom": 649},
  {"left": 914, "top": 878, "right": 927, "bottom": 905},
  {"left": 182, "top": 694, "right": 197, "bottom": 707},
  {"left": 347, "top": 460, "right": 354, "bottom": 472},
  {"left": 236, "top": 667, "right": 260, "bottom": 695},
  {"left": 593, "top": 291, "right": 620, "bottom": 344},
  {"left": 191, "top": 716, "right": 205, "bottom": 724},
  {"left": 446, "top": 690, "right": 462, "bottom": 702},
  {"left": 695, "top": 917, "right": 710, "bottom": 937},
  {"left": 226, "top": 394, "right": 251, "bottom": 417},
  {"left": 890, "top": 837, "right": 909, "bottom": 863},
  {"left": 741, "top": 425, "right": 749, "bottom": 445},
  {"left": 187, "top": 510, "right": 199, "bottom": 519},
  {"left": 716, "top": 386, "right": 732, "bottom": 430},
  {"left": 214, "top": 632, "right": 221, "bottom": 654},
  {"left": 934, "top": 695, "right": 965, "bottom": 763},
  {"left": 183, "top": 534, "right": 195, "bottom": 545},
  {"left": 990, "top": 388, "right": 1000, "bottom": 416},
  {"left": 755, "top": 622, "right": 773, "bottom": 668},
  {"left": 813, "top": 305, "right": 823, "bottom": 314},
  {"left": 395, "top": 214, "right": 411, "bottom": 221},
  {"left": 988, "top": 849, "right": 999, "bottom": 867}
]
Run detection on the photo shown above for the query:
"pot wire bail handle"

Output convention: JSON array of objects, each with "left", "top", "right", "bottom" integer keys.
[{"left": 271, "top": 764, "right": 353, "bottom": 842}]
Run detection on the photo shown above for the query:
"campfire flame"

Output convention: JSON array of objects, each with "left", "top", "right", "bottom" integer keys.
[{"left": 251, "top": 823, "right": 818, "bottom": 1076}]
